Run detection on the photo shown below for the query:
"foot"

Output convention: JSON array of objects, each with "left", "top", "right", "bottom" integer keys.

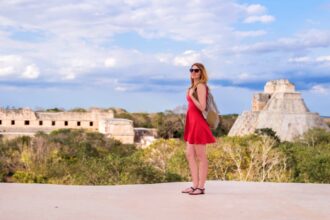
[
  {"left": 181, "top": 186, "right": 196, "bottom": 193},
  {"left": 189, "top": 187, "right": 205, "bottom": 195}
]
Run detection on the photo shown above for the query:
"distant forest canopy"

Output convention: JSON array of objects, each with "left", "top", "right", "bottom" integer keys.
[
  {"left": 1, "top": 127, "right": 330, "bottom": 185},
  {"left": 1, "top": 107, "right": 330, "bottom": 185}
]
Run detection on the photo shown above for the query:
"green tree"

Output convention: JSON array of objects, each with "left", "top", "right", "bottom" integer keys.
[{"left": 280, "top": 128, "right": 330, "bottom": 183}]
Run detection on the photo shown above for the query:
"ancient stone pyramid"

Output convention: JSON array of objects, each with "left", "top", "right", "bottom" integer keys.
[{"left": 228, "top": 79, "right": 330, "bottom": 141}]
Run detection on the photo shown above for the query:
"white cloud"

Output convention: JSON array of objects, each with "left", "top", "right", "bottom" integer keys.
[
  {"left": 316, "top": 56, "right": 330, "bottom": 63},
  {"left": 104, "top": 57, "right": 117, "bottom": 68},
  {"left": 244, "top": 15, "right": 275, "bottom": 24},
  {"left": 235, "top": 30, "right": 267, "bottom": 38},
  {"left": 232, "top": 30, "right": 330, "bottom": 54},
  {"left": 59, "top": 57, "right": 98, "bottom": 80},
  {"left": 0, "top": 55, "right": 22, "bottom": 76},
  {"left": 21, "top": 64, "right": 39, "bottom": 79},
  {"left": 288, "top": 55, "right": 330, "bottom": 65},
  {"left": 0, "top": 55, "right": 22, "bottom": 64},
  {"left": 0, "top": 0, "right": 252, "bottom": 49},
  {"left": 114, "top": 86, "right": 128, "bottom": 92},
  {"left": 237, "top": 72, "right": 250, "bottom": 81},
  {"left": 102, "top": 49, "right": 154, "bottom": 69},
  {"left": 156, "top": 53, "right": 173, "bottom": 64},
  {"left": 0, "top": 66, "right": 15, "bottom": 76},
  {"left": 0, "top": 0, "right": 276, "bottom": 83},
  {"left": 0, "top": 0, "right": 328, "bottom": 100},
  {"left": 91, "top": 78, "right": 136, "bottom": 92},
  {"left": 310, "top": 84, "right": 330, "bottom": 95},
  {"left": 0, "top": 55, "right": 40, "bottom": 79},
  {"left": 240, "top": 3, "right": 275, "bottom": 24},
  {"left": 47, "top": 2, "right": 96, "bottom": 14},
  {"left": 173, "top": 50, "right": 201, "bottom": 67},
  {"left": 288, "top": 56, "right": 311, "bottom": 63},
  {"left": 0, "top": 15, "right": 14, "bottom": 26},
  {"left": 245, "top": 4, "right": 267, "bottom": 15}
]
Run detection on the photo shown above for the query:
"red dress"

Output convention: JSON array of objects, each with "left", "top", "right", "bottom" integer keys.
[{"left": 183, "top": 85, "right": 216, "bottom": 144}]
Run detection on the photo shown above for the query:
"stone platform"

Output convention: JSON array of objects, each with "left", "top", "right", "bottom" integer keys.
[{"left": 0, "top": 180, "right": 329, "bottom": 220}]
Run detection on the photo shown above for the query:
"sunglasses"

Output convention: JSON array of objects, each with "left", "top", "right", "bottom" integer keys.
[{"left": 189, "top": 68, "right": 200, "bottom": 73}]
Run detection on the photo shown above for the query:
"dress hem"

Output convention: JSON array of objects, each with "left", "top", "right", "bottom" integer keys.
[{"left": 184, "top": 139, "right": 216, "bottom": 145}]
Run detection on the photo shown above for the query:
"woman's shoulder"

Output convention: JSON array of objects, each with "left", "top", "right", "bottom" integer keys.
[{"left": 196, "top": 82, "right": 207, "bottom": 89}]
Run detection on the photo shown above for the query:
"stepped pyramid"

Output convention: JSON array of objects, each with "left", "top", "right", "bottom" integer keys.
[{"left": 228, "top": 79, "right": 330, "bottom": 141}]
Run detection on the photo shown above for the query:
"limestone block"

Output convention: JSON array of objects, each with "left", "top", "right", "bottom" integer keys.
[
  {"left": 264, "top": 79, "right": 295, "bottom": 94},
  {"left": 134, "top": 128, "right": 158, "bottom": 148},
  {"left": 228, "top": 111, "right": 259, "bottom": 136},
  {"left": 99, "top": 118, "right": 134, "bottom": 144},
  {"left": 252, "top": 93, "right": 271, "bottom": 111},
  {"left": 263, "top": 92, "right": 309, "bottom": 113}
]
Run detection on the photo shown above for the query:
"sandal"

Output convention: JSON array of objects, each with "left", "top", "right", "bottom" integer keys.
[
  {"left": 189, "top": 187, "right": 205, "bottom": 195},
  {"left": 181, "top": 186, "right": 196, "bottom": 193}
]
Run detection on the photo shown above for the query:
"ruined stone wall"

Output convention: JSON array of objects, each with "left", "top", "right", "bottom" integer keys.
[
  {"left": 0, "top": 108, "right": 113, "bottom": 133},
  {"left": 0, "top": 108, "right": 138, "bottom": 144}
]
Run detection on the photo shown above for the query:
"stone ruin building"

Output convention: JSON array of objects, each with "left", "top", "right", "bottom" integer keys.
[
  {"left": 134, "top": 128, "right": 158, "bottom": 148},
  {"left": 0, "top": 107, "right": 136, "bottom": 144},
  {"left": 228, "top": 79, "right": 330, "bottom": 141}
]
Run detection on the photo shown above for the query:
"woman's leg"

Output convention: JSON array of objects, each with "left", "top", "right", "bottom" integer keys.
[
  {"left": 185, "top": 142, "right": 199, "bottom": 188},
  {"left": 194, "top": 144, "right": 208, "bottom": 188}
]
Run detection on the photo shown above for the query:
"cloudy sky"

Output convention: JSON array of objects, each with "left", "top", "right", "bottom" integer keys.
[{"left": 1, "top": 0, "right": 330, "bottom": 115}]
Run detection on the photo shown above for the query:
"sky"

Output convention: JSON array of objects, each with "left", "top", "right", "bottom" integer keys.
[{"left": 0, "top": 0, "right": 330, "bottom": 115}]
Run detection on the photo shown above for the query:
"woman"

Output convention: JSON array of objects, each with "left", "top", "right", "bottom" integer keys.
[{"left": 181, "top": 63, "right": 216, "bottom": 195}]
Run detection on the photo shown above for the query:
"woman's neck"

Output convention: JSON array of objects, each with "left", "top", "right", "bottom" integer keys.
[{"left": 193, "top": 79, "right": 200, "bottom": 86}]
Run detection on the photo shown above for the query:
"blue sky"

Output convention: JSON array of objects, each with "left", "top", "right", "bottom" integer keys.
[{"left": 0, "top": 0, "right": 330, "bottom": 115}]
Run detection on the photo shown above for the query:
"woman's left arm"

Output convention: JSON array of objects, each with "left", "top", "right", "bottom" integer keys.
[{"left": 189, "top": 84, "right": 207, "bottom": 112}]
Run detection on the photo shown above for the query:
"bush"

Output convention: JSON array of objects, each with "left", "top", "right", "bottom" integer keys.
[
  {"left": 1, "top": 127, "right": 330, "bottom": 185},
  {"left": 141, "top": 138, "right": 189, "bottom": 182},
  {"left": 46, "top": 108, "right": 64, "bottom": 112},
  {"left": 151, "top": 112, "right": 184, "bottom": 139},
  {"left": 255, "top": 128, "right": 281, "bottom": 144},
  {"left": 13, "top": 171, "right": 47, "bottom": 183},
  {"left": 208, "top": 135, "right": 290, "bottom": 182},
  {"left": 68, "top": 108, "right": 87, "bottom": 112},
  {"left": 212, "top": 114, "right": 238, "bottom": 136},
  {"left": 280, "top": 128, "right": 330, "bottom": 183}
]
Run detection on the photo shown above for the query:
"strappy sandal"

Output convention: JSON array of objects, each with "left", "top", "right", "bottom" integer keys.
[
  {"left": 181, "top": 186, "right": 196, "bottom": 193},
  {"left": 189, "top": 187, "right": 205, "bottom": 195}
]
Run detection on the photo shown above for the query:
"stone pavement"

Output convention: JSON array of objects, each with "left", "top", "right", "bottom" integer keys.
[{"left": 1, "top": 180, "right": 329, "bottom": 220}]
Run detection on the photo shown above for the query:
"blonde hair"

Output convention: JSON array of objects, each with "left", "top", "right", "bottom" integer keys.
[{"left": 189, "top": 62, "right": 209, "bottom": 89}]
